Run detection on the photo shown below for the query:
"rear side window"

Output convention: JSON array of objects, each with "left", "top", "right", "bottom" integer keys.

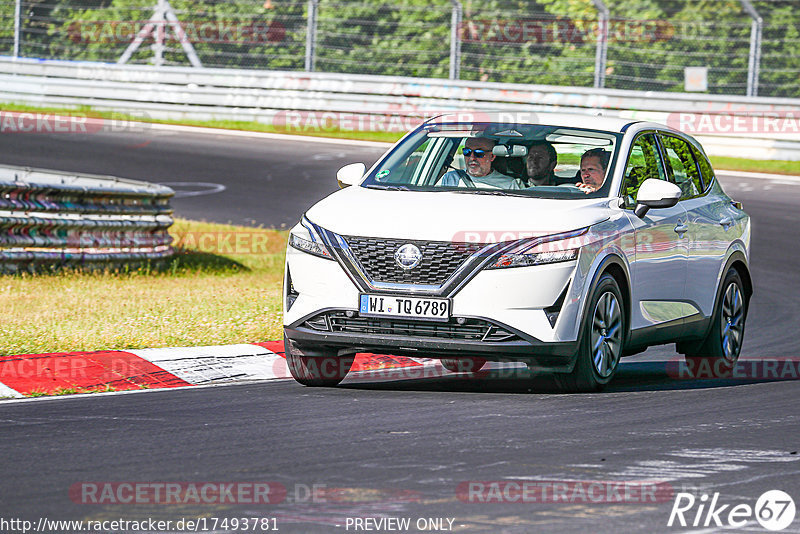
[
  {"left": 660, "top": 135, "right": 704, "bottom": 199},
  {"left": 689, "top": 144, "right": 714, "bottom": 191},
  {"left": 621, "top": 133, "right": 666, "bottom": 208}
]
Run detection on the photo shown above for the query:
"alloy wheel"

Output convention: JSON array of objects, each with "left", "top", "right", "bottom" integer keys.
[
  {"left": 590, "top": 291, "right": 623, "bottom": 378},
  {"left": 720, "top": 281, "right": 744, "bottom": 363}
]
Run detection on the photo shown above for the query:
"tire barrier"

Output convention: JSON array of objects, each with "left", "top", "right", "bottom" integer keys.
[{"left": 0, "top": 165, "right": 174, "bottom": 273}]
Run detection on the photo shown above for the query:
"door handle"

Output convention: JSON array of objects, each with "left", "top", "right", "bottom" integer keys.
[
  {"left": 674, "top": 222, "right": 688, "bottom": 236},
  {"left": 719, "top": 217, "right": 734, "bottom": 229}
]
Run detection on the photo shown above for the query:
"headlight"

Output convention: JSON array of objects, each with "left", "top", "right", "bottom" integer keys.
[
  {"left": 288, "top": 216, "right": 334, "bottom": 260},
  {"left": 487, "top": 227, "right": 588, "bottom": 269}
]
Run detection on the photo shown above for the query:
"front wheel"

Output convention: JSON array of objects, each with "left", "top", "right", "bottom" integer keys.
[
  {"left": 284, "top": 335, "right": 354, "bottom": 387},
  {"left": 683, "top": 268, "right": 747, "bottom": 374},
  {"left": 556, "top": 273, "right": 626, "bottom": 392},
  {"left": 440, "top": 357, "right": 486, "bottom": 373}
]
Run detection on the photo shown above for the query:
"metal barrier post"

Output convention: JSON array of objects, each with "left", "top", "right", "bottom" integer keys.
[
  {"left": 13, "top": 0, "right": 21, "bottom": 59},
  {"left": 305, "top": 0, "right": 319, "bottom": 72},
  {"left": 449, "top": 0, "right": 462, "bottom": 80},
  {"left": 740, "top": 0, "right": 762, "bottom": 97},
  {"left": 591, "top": 0, "right": 609, "bottom": 89}
]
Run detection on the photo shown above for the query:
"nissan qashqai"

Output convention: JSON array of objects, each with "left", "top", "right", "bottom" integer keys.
[{"left": 282, "top": 113, "right": 751, "bottom": 392}]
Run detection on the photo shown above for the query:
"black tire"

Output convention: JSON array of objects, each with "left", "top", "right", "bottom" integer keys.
[
  {"left": 683, "top": 268, "right": 747, "bottom": 375},
  {"left": 283, "top": 335, "right": 354, "bottom": 387},
  {"left": 440, "top": 357, "right": 486, "bottom": 373},
  {"left": 556, "top": 273, "right": 626, "bottom": 393}
]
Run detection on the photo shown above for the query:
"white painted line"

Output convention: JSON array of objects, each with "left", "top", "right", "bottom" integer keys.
[
  {"left": 0, "top": 381, "right": 23, "bottom": 398},
  {"left": 0, "top": 377, "right": 294, "bottom": 404},
  {"left": 130, "top": 344, "right": 289, "bottom": 384},
  {"left": 717, "top": 169, "right": 800, "bottom": 182},
  {"left": 669, "top": 448, "right": 800, "bottom": 463}
]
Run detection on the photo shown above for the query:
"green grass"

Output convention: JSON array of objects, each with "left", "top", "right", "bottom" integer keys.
[
  {"left": 4, "top": 102, "right": 798, "bottom": 175},
  {"left": 709, "top": 156, "right": 800, "bottom": 176},
  {"left": 0, "top": 219, "right": 289, "bottom": 356},
  {"left": 25, "top": 385, "right": 117, "bottom": 397}
]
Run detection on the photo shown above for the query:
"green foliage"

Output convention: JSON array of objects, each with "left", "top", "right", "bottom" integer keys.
[
  {"left": 37, "top": 0, "right": 307, "bottom": 68},
  {"left": 315, "top": 0, "right": 451, "bottom": 77},
  {"left": 0, "top": 0, "right": 16, "bottom": 54}
]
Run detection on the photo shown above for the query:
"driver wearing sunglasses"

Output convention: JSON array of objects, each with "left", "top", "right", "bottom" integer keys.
[{"left": 441, "top": 137, "right": 522, "bottom": 189}]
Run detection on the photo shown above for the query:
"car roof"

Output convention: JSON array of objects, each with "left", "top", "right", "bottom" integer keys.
[{"left": 425, "top": 111, "right": 649, "bottom": 133}]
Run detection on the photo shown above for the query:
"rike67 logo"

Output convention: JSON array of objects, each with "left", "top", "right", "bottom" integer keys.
[{"left": 668, "top": 490, "right": 796, "bottom": 531}]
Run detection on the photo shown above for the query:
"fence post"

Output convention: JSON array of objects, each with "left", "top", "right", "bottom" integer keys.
[
  {"left": 739, "top": 0, "right": 762, "bottom": 97},
  {"left": 118, "top": 0, "right": 201, "bottom": 68},
  {"left": 591, "top": 0, "right": 609, "bottom": 89},
  {"left": 305, "top": 0, "right": 319, "bottom": 72},
  {"left": 449, "top": 0, "right": 462, "bottom": 80},
  {"left": 13, "top": 0, "right": 21, "bottom": 59},
  {"left": 153, "top": 0, "right": 166, "bottom": 66}
]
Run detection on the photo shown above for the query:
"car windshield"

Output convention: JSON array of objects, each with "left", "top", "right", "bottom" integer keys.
[{"left": 361, "top": 122, "right": 622, "bottom": 198}]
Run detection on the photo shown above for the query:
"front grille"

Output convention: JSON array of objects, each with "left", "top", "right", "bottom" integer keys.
[
  {"left": 342, "top": 236, "right": 484, "bottom": 285},
  {"left": 304, "top": 312, "right": 521, "bottom": 343}
]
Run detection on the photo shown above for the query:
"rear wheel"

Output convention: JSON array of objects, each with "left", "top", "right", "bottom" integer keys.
[
  {"left": 556, "top": 273, "right": 625, "bottom": 392},
  {"left": 440, "top": 357, "right": 486, "bottom": 373},
  {"left": 683, "top": 268, "right": 747, "bottom": 375},
  {"left": 284, "top": 335, "right": 354, "bottom": 387}
]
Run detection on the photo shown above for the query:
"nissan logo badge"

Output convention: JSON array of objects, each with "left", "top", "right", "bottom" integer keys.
[{"left": 395, "top": 243, "right": 422, "bottom": 270}]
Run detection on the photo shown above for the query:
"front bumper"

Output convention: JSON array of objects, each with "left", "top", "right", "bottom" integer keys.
[{"left": 284, "top": 312, "right": 578, "bottom": 372}]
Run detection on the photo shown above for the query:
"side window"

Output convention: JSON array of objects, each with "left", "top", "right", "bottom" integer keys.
[
  {"left": 690, "top": 144, "right": 714, "bottom": 192},
  {"left": 621, "top": 133, "right": 666, "bottom": 208},
  {"left": 661, "top": 135, "right": 703, "bottom": 199},
  {"left": 385, "top": 137, "right": 451, "bottom": 186},
  {"left": 377, "top": 138, "right": 431, "bottom": 185}
]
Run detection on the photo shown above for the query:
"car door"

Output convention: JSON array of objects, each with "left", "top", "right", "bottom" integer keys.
[
  {"left": 659, "top": 133, "right": 732, "bottom": 319},
  {"left": 621, "top": 132, "right": 689, "bottom": 334}
]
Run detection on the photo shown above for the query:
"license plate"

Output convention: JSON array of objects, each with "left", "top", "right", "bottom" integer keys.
[{"left": 359, "top": 294, "right": 450, "bottom": 321}]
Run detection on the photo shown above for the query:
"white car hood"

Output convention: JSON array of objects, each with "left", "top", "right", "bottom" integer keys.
[{"left": 305, "top": 187, "right": 614, "bottom": 243}]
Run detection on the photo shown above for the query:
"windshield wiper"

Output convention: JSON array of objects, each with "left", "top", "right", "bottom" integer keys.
[
  {"left": 452, "top": 189, "right": 530, "bottom": 197},
  {"left": 364, "top": 184, "right": 410, "bottom": 191}
]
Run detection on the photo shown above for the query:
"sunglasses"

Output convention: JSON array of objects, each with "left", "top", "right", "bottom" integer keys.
[{"left": 462, "top": 148, "right": 487, "bottom": 159}]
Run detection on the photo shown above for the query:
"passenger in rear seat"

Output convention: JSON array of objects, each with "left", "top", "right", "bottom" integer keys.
[{"left": 525, "top": 141, "right": 559, "bottom": 186}]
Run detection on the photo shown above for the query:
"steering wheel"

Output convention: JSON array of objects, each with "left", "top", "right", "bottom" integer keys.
[{"left": 557, "top": 184, "right": 583, "bottom": 191}]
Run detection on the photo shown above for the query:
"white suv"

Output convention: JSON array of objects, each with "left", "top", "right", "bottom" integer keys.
[{"left": 283, "top": 113, "right": 751, "bottom": 391}]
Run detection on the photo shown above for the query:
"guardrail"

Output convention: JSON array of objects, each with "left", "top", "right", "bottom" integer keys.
[
  {"left": 0, "top": 165, "right": 174, "bottom": 273},
  {"left": 1, "top": 57, "right": 799, "bottom": 160}
]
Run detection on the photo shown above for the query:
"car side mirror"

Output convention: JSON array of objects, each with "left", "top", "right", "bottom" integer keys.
[
  {"left": 336, "top": 162, "right": 366, "bottom": 189},
  {"left": 634, "top": 179, "right": 682, "bottom": 218}
]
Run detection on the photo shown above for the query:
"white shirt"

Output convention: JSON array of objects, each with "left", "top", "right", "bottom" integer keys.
[{"left": 441, "top": 170, "right": 522, "bottom": 190}]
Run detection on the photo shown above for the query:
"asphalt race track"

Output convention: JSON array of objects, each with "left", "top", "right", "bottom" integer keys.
[{"left": 1, "top": 127, "right": 799, "bottom": 533}]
